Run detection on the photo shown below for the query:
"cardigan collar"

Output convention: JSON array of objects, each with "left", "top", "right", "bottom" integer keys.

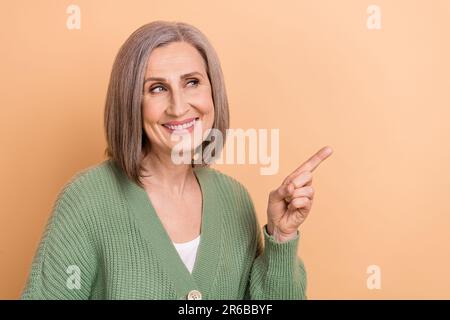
[{"left": 111, "top": 160, "right": 222, "bottom": 299}]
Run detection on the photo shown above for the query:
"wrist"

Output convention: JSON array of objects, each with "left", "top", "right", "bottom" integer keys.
[{"left": 266, "top": 224, "right": 298, "bottom": 243}]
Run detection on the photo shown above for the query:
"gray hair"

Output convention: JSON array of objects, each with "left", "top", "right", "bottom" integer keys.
[{"left": 104, "top": 21, "right": 229, "bottom": 188}]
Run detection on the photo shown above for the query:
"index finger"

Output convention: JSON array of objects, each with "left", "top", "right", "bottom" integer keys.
[{"left": 284, "top": 146, "right": 333, "bottom": 185}]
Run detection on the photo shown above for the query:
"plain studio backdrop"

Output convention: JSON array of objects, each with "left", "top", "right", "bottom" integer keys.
[{"left": 0, "top": 0, "right": 449, "bottom": 299}]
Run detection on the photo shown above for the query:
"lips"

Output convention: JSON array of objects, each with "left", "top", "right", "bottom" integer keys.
[{"left": 162, "top": 117, "right": 199, "bottom": 132}]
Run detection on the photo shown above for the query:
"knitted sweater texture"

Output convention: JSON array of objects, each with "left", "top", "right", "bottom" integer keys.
[{"left": 22, "top": 160, "right": 307, "bottom": 299}]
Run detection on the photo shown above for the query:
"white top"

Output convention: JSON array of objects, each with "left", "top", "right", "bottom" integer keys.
[{"left": 172, "top": 235, "right": 201, "bottom": 274}]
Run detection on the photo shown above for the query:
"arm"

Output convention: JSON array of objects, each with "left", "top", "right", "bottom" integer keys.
[
  {"left": 21, "top": 179, "right": 97, "bottom": 299},
  {"left": 245, "top": 146, "right": 333, "bottom": 299},
  {"left": 241, "top": 187, "right": 307, "bottom": 300}
]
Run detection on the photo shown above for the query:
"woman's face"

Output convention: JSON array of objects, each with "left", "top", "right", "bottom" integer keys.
[{"left": 141, "top": 41, "right": 215, "bottom": 159}]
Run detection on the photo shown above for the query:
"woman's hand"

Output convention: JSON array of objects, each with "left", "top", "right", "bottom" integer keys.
[{"left": 266, "top": 146, "right": 333, "bottom": 242}]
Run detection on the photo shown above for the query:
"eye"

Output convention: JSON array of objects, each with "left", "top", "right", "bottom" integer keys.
[
  {"left": 186, "top": 79, "right": 199, "bottom": 87},
  {"left": 149, "top": 85, "right": 166, "bottom": 94}
]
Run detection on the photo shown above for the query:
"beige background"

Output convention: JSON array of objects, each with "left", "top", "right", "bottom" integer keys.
[{"left": 1, "top": 0, "right": 449, "bottom": 299}]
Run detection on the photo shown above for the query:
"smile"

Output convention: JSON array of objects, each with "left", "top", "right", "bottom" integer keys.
[{"left": 162, "top": 117, "right": 199, "bottom": 133}]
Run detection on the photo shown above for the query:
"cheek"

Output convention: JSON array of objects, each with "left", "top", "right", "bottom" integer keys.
[
  {"left": 142, "top": 100, "right": 164, "bottom": 124},
  {"left": 197, "top": 97, "right": 215, "bottom": 131},
  {"left": 192, "top": 90, "right": 215, "bottom": 119}
]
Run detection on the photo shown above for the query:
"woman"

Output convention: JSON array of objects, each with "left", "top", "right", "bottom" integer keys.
[{"left": 22, "top": 21, "right": 332, "bottom": 300}]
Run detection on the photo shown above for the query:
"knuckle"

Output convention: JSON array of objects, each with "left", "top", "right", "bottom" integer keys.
[
  {"left": 293, "top": 198, "right": 302, "bottom": 207},
  {"left": 296, "top": 197, "right": 308, "bottom": 207}
]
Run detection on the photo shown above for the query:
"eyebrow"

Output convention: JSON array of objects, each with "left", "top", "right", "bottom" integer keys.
[{"left": 143, "top": 71, "right": 204, "bottom": 85}]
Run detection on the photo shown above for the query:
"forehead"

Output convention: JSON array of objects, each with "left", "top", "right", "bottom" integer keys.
[{"left": 145, "top": 41, "right": 206, "bottom": 76}]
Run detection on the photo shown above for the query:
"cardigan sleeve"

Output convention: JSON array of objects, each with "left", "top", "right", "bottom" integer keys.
[
  {"left": 241, "top": 186, "right": 308, "bottom": 300},
  {"left": 21, "top": 177, "right": 97, "bottom": 300}
]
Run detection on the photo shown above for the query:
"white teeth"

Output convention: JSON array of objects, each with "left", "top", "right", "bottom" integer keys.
[{"left": 165, "top": 119, "right": 196, "bottom": 130}]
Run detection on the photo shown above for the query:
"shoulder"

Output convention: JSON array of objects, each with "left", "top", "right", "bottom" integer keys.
[
  {"left": 61, "top": 159, "right": 116, "bottom": 193},
  {"left": 58, "top": 159, "right": 121, "bottom": 198},
  {"left": 52, "top": 159, "right": 120, "bottom": 220}
]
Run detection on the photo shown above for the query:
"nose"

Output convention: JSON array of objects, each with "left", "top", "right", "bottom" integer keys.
[{"left": 166, "top": 86, "right": 189, "bottom": 118}]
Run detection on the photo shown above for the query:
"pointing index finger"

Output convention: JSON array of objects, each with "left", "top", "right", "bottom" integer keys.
[{"left": 290, "top": 146, "right": 333, "bottom": 177}]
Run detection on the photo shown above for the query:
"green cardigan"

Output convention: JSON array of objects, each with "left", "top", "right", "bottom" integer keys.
[{"left": 21, "top": 160, "right": 307, "bottom": 299}]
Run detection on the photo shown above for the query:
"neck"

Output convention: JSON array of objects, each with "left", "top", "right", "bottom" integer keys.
[{"left": 140, "top": 149, "right": 194, "bottom": 197}]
